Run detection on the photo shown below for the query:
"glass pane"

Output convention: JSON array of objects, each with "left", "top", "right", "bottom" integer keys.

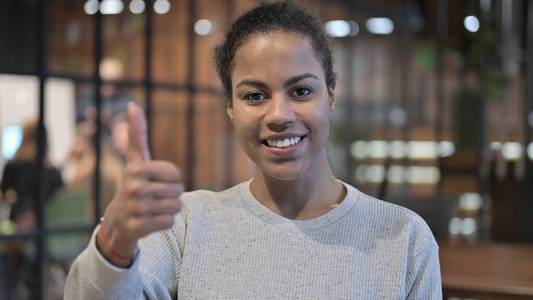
[
  {"left": 42, "top": 79, "right": 89, "bottom": 227},
  {"left": 46, "top": 232, "right": 91, "bottom": 300},
  {"left": 66, "top": 82, "right": 144, "bottom": 222},
  {"left": 0, "top": 233, "right": 91, "bottom": 300},
  {"left": 152, "top": 89, "right": 188, "bottom": 174},
  {"left": 0, "top": 239, "right": 40, "bottom": 299},
  {"left": 98, "top": 85, "right": 144, "bottom": 216},
  {"left": 152, "top": 0, "right": 188, "bottom": 84},
  {"left": 0, "top": 0, "right": 39, "bottom": 72},
  {"left": 152, "top": 89, "right": 254, "bottom": 191},
  {"left": 193, "top": 92, "right": 231, "bottom": 190},
  {"left": 0, "top": 74, "right": 40, "bottom": 233},
  {"left": 49, "top": 0, "right": 95, "bottom": 76},
  {"left": 233, "top": 0, "right": 261, "bottom": 15},
  {"left": 102, "top": 12, "right": 145, "bottom": 81},
  {"left": 151, "top": 0, "right": 266, "bottom": 86},
  {"left": 194, "top": 0, "right": 228, "bottom": 88}
]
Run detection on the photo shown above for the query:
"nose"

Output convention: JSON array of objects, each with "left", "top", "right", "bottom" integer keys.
[{"left": 265, "top": 93, "right": 296, "bottom": 132}]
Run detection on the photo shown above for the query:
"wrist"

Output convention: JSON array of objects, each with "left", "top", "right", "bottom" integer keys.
[{"left": 97, "top": 218, "right": 138, "bottom": 267}]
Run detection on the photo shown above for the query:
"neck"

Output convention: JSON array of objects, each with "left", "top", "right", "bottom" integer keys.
[{"left": 250, "top": 151, "right": 345, "bottom": 220}]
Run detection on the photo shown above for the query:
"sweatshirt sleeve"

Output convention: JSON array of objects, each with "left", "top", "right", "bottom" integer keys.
[
  {"left": 64, "top": 213, "right": 185, "bottom": 300},
  {"left": 405, "top": 234, "right": 442, "bottom": 300}
]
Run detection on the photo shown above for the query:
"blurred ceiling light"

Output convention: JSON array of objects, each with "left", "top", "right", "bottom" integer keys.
[
  {"left": 129, "top": 0, "right": 145, "bottom": 14},
  {"left": 194, "top": 19, "right": 214, "bottom": 36},
  {"left": 464, "top": 15, "right": 480, "bottom": 33},
  {"left": 356, "top": 164, "right": 440, "bottom": 184},
  {"left": 459, "top": 193, "right": 482, "bottom": 210},
  {"left": 325, "top": 20, "right": 351, "bottom": 38},
  {"left": 448, "top": 217, "right": 461, "bottom": 235},
  {"left": 355, "top": 165, "right": 368, "bottom": 182},
  {"left": 368, "top": 140, "right": 388, "bottom": 159},
  {"left": 351, "top": 140, "right": 455, "bottom": 160},
  {"left": 460, "top": 218, "right": 477, "bottom": 235},
  {"left": 154, "top": 0, "right": 170, "bottom": 14},
  {"left": 387, "top": 165, "right": 405, "bottom": 183},
  {"left": 528, "top": 143, "right": 533, "bottom": 160},
  {"left": 366, "top": 165, "right": 385, "bottom": 183},
  {"left": 2, "top": 125, "right": 23, "bottom": 159},
  {"left": 351, "top": 141, "right": 367, "bottom": 159},
  {"left": 100, "top": 0, "right": 124, "bottom": 15},
  {"left": 407, "top": 141, "right": 437, "bottom": 159},
  {"left": 84, "top": 0, "right": 99, "bottom": 15},
  {"left": 502, "top": 142, "right": 522, "bottom": 160},
  {"left": 366, "top": 17, "right": 394, "bottom": 35},
  {"left": 438, "top": 141, "right": 455, "bottom": 157},
  {"left": 389, "top": 141, "right": 405, "bottom": 159},
  {"left": 355, "top": 165, "right": 386, "bottom": 183},
  {"left": 407, "top": 166, "right": 440, "bottom": 184},
  {"left": 490, "top": 141, "right": 502, "bottom": 151}
]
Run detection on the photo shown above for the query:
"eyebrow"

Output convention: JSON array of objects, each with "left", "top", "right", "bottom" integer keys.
[
  {"left": 236, "top": 73, "right": 319, "bottom": 89},
  {"left": 284, "top": 73, "right": 319, "bottom": 87}
]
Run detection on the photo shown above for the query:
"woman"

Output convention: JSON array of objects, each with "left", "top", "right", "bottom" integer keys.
[{"left": 65, "top": 2, "right": 441, "bottom": 299}]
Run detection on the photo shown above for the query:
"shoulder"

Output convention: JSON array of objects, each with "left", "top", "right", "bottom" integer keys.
[
  {"left": 345, "top": 182, "right": 427, "bottom": 227},
  {"left": 178, "top": 181, "right": 247, "bottom": 214},
  {"left": 344, "top": 182, "right": 437, "bottom": 255}
]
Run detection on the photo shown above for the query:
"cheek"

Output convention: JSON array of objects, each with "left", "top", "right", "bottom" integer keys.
[
  {"left": 303, "top": 101, "right": 331, "bottom": 137},
  {"left": 314, "top": 112, "right": 331, "bottom": 139},
  {"left": 232, "top": 107, "right": 259, "bottom": 138}
]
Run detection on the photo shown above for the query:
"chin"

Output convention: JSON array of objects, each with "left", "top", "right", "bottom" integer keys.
[{"left": 260, "top": 162, "right": 307, "bottom": 182}]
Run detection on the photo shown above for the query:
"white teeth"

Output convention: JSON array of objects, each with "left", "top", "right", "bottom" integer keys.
[{"left": 266, "top": 136, "right": 302, "bottom": 148}]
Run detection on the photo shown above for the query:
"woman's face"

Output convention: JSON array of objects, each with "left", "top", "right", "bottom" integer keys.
[{"left": 228, "top": 31, "right": 335, "bottom": 181}]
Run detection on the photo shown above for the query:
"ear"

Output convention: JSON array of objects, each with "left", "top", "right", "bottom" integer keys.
[
  {"left": 226, "top": 102, "right": 234, "bottom": 123},
  {"left": 328, "top": 83, "right": 336, "bottom": 111}
]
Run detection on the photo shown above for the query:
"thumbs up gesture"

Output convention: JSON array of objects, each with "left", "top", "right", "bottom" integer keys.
[{"left": 98, "top": 103, "right": 183, "bottom": 267}]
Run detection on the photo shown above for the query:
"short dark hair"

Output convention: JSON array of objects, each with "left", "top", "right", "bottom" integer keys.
[{"left": 215, "top": 1, "right": 336, "bottom": 103}]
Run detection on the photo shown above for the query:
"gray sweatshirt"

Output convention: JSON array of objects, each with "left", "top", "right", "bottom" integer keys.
[{"left": 65, "top": 180, "right": 442, "bottom": 299}]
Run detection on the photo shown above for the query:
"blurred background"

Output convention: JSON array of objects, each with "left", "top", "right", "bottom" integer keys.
[{"left": 0, "top": 0, "right": 532, "bottom": 299}]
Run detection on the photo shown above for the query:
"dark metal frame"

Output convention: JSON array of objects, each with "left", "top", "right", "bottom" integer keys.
[
  {"left": 523, "top": 0, "right": 533, "bottom": 243},
  {"left": 35, "top": 1, "right": 50, "bottom": 295},
  {"left": 185, "top": 0, "right": 197, "bottom": 191}
]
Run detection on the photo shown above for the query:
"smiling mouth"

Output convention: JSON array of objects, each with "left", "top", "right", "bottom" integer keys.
[{"left": 262, "top": 135, "right": 307, "bottom": 148}]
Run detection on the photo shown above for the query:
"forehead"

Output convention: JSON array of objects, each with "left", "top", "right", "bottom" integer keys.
[{"left": 232, "top": 31, "right": 324, "bottom": 82}]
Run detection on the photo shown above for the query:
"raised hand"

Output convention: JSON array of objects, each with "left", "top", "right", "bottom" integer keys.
[{"left": 97, "top": 103, "right": 183, "bottom": 267}]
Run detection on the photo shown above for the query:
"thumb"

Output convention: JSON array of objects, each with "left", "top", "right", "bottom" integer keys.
[{"left": 127, "top": 102, "right": 151, "bottom": 162}]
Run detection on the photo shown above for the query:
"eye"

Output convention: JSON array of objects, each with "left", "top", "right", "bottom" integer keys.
[
  {"left": 243, "top": 91, "right": 267, "bottom": 102},
  {"left": 291, "top": 86, "right": 313, "bottom": 98}
]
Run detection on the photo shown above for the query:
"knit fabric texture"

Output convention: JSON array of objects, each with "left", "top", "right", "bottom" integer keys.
[{"left": 65, "top": 180, "right": 442, "bottom": 299}]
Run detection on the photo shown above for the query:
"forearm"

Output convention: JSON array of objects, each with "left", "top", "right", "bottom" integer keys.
[{"left": 64, "top": 228, "right": 143, "bottom": 300}]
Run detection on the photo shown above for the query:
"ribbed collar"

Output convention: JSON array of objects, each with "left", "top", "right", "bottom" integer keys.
[{"left": 238, "top": 179, "right": 361, "bottom": 230}]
